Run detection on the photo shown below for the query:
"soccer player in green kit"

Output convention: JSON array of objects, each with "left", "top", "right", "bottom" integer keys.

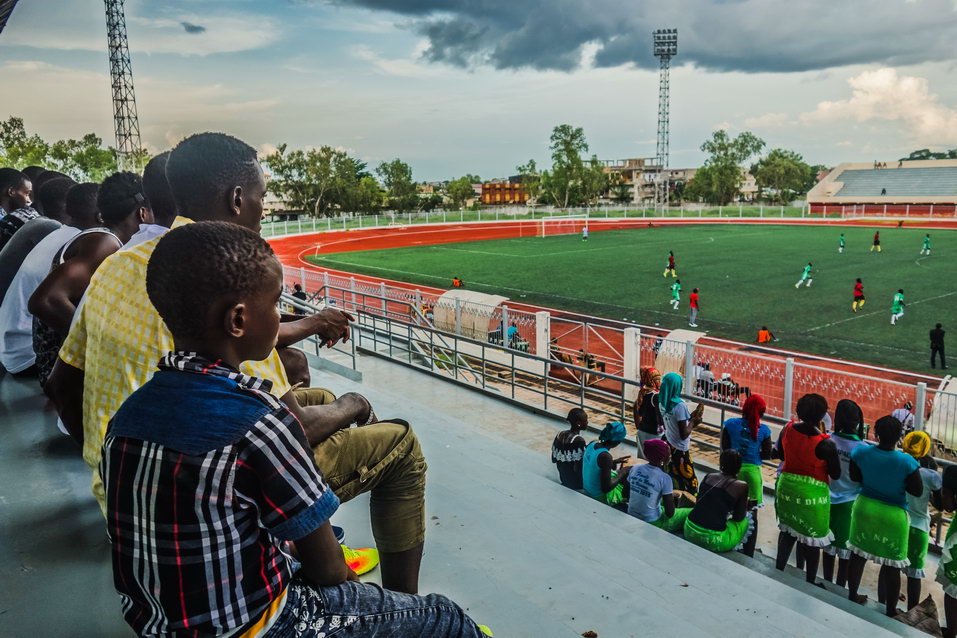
[
  {"left": 838, "top": 233, "right": 846, "bottom": 254},
  {"left": 670, "top": 279, "right": 681, "bottom": 310},
  {"left": 920, "top": 234, "right": 931, "bottom": 256},
  {"left": 795, "top": 262, "right": 813, "bottom": 288},
  {"left": 891, "top": 289, "right": 906, "bottom": 325}
]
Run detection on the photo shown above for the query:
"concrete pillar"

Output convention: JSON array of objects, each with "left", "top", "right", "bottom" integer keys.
[
  {"left": 916, "top": 382, "right": 927, "bottom": 431},
  {"left": 623, "top": 327, "right": 642, "bottom": 402},
  {"left": 683, "top": 341, "right": 695, "bottom": 386},
  {"left": 784, "top": 358, "right": 795, "bottom": 420},
  {"left": 535, "top": 311, "right": 550, "bottom": 359}
]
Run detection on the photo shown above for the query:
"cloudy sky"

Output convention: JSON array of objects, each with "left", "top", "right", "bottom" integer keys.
[{"left": 2, "top": 0, "right": 957, "bottom": 180}]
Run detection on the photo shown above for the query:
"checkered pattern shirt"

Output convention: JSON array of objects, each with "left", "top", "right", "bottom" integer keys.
[
  {"left": 101, "top": 352, "right": 339, "bottom": 637},
  {"left": 59, "top": 217, "right": 291, "bottom": 511},
  {"left": 0, "top": 206, "right": 39, "bottom": 252}
]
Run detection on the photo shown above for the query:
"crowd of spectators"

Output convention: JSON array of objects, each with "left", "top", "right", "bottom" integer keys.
[
  {"left": 0, "top": 135, "right": 492, "bottom": 637},
  {"left": 551, "top": 365, "right": 957, "bottom": 632}
]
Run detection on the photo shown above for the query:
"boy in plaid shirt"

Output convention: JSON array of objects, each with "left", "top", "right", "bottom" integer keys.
[{"left": 101, "top": 222, "right": 488, "bottom": 637}]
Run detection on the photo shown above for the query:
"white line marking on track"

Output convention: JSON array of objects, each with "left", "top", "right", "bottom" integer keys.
[{"left": 806, "top": 290, "right": 957, "bottom": 332}]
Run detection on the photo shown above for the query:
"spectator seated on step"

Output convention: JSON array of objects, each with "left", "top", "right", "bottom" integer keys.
[
  {"left": 683, "top": 449, "right": 757, "bottom": 555},
  {"left": 627, "top": 438, "right": 690, "bottom": 532},
  {"left": 582, "top": 421, "right": 632, "bottom": 508},
  {"left": 100, "top": 221, "right": 488, "bottom": 637}
]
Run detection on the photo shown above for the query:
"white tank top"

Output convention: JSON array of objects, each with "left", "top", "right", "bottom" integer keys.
[{"left": 58, "top": 227, "right": 121, "bottom": 264}]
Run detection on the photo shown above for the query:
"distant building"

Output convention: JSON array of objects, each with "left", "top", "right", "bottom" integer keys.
[{"left": 481, "top": 182, "right": 529, "bottom": 205}]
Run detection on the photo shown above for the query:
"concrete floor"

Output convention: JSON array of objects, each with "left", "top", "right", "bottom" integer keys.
[{"left": 0, "top": 349, "right": 928, "bottom": 637}]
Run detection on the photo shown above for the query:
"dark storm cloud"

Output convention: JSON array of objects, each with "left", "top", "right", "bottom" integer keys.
[
  {"left": 180, "top": 21, "right": 206, "bottom": 34},
  {"left": 330, "top": 0, "right": 957, "bottom": 73}
]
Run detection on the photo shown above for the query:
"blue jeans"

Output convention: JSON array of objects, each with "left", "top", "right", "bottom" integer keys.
[{"left": 265, "top": 579, "right": 485, "bottom": 637}]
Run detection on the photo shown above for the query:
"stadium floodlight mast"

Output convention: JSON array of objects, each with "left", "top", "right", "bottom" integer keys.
[
  {"left": 653, "top": 28, "right": 677, "bottom": 212},
  {"left": 104, "top": 0, "right": 142, "bottom": 171}
]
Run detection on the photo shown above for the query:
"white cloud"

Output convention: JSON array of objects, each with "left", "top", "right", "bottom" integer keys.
[
  {"left": 350, "top": 44, "right": 444, "bottom": 78},
  {"left": 714, "top": 121, "right": 734, "bottom": 131},
  {"left": 835, "top": 140, "right": 854, "bottom": 147},
  {"left": 743, "top": 112, "right": 790, "bottom": 128},
  {"left": 801, "top": 68, "right": 957, "bottom": 146}
]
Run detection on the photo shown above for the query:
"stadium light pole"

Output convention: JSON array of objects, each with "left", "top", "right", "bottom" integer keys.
[
  {"left": 653, "top": 28, "right": 677, "bottom": 212},
  {"left": 104, "top": 0, "right": 142, "bottom": 171}
]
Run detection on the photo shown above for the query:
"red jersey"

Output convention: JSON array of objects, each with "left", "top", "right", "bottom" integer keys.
[
  {"left": 690, "top": 292, "right": 699, "bottom": 308},
  {"left": 668, "top": 255, "right": 675, "bottom": 268},
  {"left": 873, "top": 232, "right": 880, "bottom": 243},
  {"left": 780, "top": 424, "right": 830, "bottom": 483},
  {"left": 853, "top": 282, "right": 864, "bottom": 298}
]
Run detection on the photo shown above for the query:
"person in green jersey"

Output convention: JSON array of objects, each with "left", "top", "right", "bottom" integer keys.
[
  {"left": 838, "top": 233, "right": 846, "bottom": 254},
  {"left": 670, "top": 279, "right": 681, "bottom": 310},
  {"left": 920, "top": 234, "right": 931, "bottom": 256},
  {"left": 795, "top": 262, "right": 814, "bottom": 288},
  {"left": 891, "top": 289, "right": 905, "bottom": 325}
]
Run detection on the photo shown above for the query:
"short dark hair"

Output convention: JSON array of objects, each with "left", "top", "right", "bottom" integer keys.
[
  {"left": 0, "top": 167, "right": 27, "bottom": 194},
  {"left": 874, "top": 415, "right": 903, "bottom": 444},
  {"left": 142, "top": 151, "right": 177, "bottom": 226},
  {"left": 147, "top": 222, "right": 278, "bottom": 341},
  {"left": 937, "top": 323, "right": 943, "bottom": 329},
  {"left": 165, "top": 133, "right": 260, "bottom": 219},
  {"left": 98, "top": 171, "right": 145, "bottom": 225},
  {"left": 38, "top": 177, "right": 76, "bottom": 219},
  {"left": 856, "top": 278, "right": 861, "bottom": 283},
  {"left": 567, "top": 407, "right": 586, "bottom": 426},
  {"left": 719, "top": 449, "right": 742, "bottom": 476},
  {"left": 693, "top": 287, "right": 699, "bottom": 293},
  {"left": 65, "top": 183, "right": 100, "bottom": 223},
  {"left": 898, "top": 289, "right": 904, "bottom": 294},
  {"left": 32, "top": 170, "right": 70, "bottom": 192},
  {"left": 796, "top": 393, "right": 828, "bottom": 424},
  {"left": 21, "top": 166, "right": 45, "bottom": 182}
]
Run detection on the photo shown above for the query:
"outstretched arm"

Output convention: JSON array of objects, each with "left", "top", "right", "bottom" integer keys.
[{"left": 277, "top": 308, "right": 355, "bottom": 348}]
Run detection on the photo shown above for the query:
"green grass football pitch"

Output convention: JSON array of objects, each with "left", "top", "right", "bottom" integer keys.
[{"left": 307, "top": 224, "right": 956, "bottom": 374}]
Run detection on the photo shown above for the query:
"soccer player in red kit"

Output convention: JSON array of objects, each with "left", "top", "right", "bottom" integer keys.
[
  {"left": 663, "top": 251, "right": 677, "bottom": 278},
  {"left": 870, "top": 231, "right": 881, "bottom": 252},
  {"left": 852, "top": 278, "right": 865, "bottom": 312}
]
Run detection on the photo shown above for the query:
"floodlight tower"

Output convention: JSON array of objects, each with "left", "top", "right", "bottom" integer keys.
[
  {"left": 653, "top": 28, "right": 677, "bottom": 210},
  {"left": 104, "top": 0, "right": 142, "bottom": 170}
]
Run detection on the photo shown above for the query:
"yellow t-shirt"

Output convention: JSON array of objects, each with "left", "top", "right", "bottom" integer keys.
[{"left": 59, "top": 217, "right": 291, "bottom": 512}]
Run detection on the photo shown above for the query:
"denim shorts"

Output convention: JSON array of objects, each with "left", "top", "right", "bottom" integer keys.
[{"left": 265, "top": 579, "right": 486, "bottom": 637}]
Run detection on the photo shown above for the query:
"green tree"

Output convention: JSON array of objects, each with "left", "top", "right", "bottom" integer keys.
[
  {"left": 0, "top": 117, "right": 50, "bottom": 168},
  {"left": 355, "top": 176, "right": 382, "bottom": 214},
  {"left": 752, "top": 148, "right": 812, "bottom": 205},
  {"left": 515, "top": 159, "right": 542, "bottom": 202},
  {"left": 693, "top": 130, "right": 766, "bottom": 205},
  {"left": 581, "top": 155, "right": 610, "bottom": 205},
  {"left": 263, "top": 144, "right": 348, "bottom": 216},
  {"left": 376, "top": 158, "right": 417, "bottom": 213},
  {"left": 49, "top": 133, "right": 118, "bottom": 182},
  {"left": 541, "top": 124, "right": 588, "bottom": 209},
  {"left": 446, "top": 176, "right": 475, "bottom": 208},
  {"left": 609, "top": 181, "right": 632, "bottom": 203}
]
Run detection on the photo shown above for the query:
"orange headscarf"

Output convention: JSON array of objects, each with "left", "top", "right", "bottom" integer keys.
[{"left": 636, "top": 366, "right": 662, "bottom": 405}]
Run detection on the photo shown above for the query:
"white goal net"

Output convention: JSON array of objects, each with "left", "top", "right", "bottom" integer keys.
[{"left": 537, "top": 214, "right": 589, "bottom": 238}]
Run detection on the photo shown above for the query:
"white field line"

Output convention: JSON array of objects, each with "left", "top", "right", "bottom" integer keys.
[{"left": 807, "top": 290, "right": 957, "bottom": 332}]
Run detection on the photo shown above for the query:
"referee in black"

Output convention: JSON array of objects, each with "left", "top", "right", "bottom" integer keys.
[{"left": 931, "top": 323, "right": 947, "bottom": 369}]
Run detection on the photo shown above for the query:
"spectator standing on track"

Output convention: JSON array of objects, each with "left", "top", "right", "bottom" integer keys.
[
  {"left": 551, "top": 408, "right": 587, "bottom": 489},
  {"left": 689, "top": 287, "right": 700, "bottom": 327},
  {"left": 581, "top": 225, "right": 588, "bottom": 242},
  {"left": 931, "top": 323, "right": 947, "bottom": 369},
  {"left": 871, "top": 231, "right": 881, "bottom": 253}
]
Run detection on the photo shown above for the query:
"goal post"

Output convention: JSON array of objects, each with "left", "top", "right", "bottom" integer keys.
[{"left": 537, "top": 214, "right": 589, "bottom": 238}]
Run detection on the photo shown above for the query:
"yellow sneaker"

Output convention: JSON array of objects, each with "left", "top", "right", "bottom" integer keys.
[
  {"left": 478, "top": 625, "right": 493, "bottom": 636},
  {"left": 342, "top": 545, "right": 379, "bottom": 576}
]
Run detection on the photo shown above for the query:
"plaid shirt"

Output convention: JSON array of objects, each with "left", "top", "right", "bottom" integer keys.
[
  {"left": 101, "top": 352, "right": 339, "bottom": 637},
  {"left": 0, "top": 206, "right": 39, "bottom": 252}
]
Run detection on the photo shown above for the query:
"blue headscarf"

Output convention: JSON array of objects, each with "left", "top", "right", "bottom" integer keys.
[
  {"left": 599, "top": 421, "right": 627, "bottom": 443},
  {"left": 658, "top": 372, "right": 683, "bottom": 414}
]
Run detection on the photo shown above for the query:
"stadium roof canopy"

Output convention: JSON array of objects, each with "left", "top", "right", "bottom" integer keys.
[{"left": 0, "top": 0, "right": 21, "bottom": 36}]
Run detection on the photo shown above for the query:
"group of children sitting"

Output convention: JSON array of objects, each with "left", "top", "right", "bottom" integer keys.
[{"left": 552, "top": 365, "right": 957, "bottom": 633}]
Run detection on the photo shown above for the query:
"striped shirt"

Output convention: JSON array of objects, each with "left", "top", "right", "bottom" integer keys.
[{"left": 101, "top": 352, "right": 339, "bottom": 637}]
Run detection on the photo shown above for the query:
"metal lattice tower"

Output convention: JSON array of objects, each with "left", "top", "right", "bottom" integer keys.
[
  {"left": 104, "top": 0, "right": 141, "bottom": 170},
  {"left": 653, "top": 29, "right": 677, "bottom": 210}
]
